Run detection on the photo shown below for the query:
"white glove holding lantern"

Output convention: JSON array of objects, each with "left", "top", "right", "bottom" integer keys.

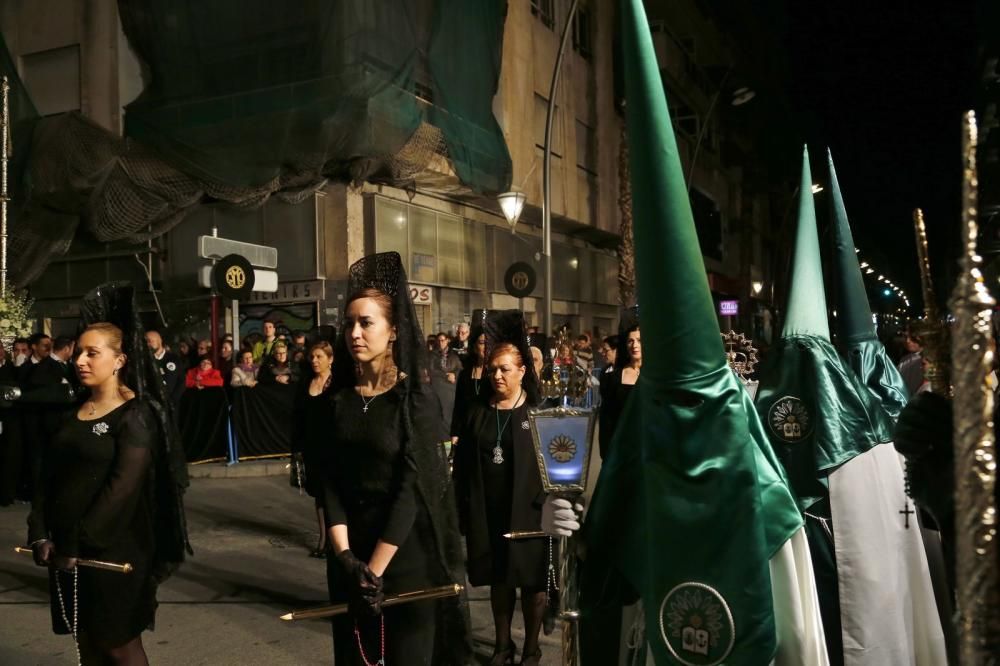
[{"left": 541, "top": 496, "right": 584, "bottom": 537}]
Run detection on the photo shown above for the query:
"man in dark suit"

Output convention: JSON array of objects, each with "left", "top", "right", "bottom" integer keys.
[
  {"left": 30, "top": 336, "right": 77, "bottom": 388},
  {"left": 146, "top": 330, "right": 185, "bottom": 411},
  {"left": 19, "top": 333, "right": 75, "bottom": 502}
]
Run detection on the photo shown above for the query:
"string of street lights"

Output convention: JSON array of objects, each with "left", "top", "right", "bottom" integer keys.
[{"left": 856, "top": 248, "right": 911, "bottom": 313}]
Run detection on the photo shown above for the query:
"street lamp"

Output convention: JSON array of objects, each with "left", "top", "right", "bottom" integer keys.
[
  {"left": 810, "top": 183, "right": 824, "bottom": 194},
  {"left": 752, "top": 280, "right": 764, "bottom": 295},
  {"left": 497, "top": 189, "right": 527, "bottom": 234},
  {"left": 541, "top": 0, "right": 580, "bottom": 336}
]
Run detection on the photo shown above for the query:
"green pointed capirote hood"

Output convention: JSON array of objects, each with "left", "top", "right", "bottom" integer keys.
[
  {"left": 782, "top": 146, "right": 830, "bottom": 340},
  {"left": 827, "top": 149, "right": 909, "bottom": 418},
  {"left": 623, "top": 0, "right": 725, "bottom": 384},
  {"left": 828, "top": 149, "right": 876, "bottom": 343}
]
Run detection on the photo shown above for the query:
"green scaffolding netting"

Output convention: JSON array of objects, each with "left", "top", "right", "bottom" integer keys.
[{"left": 119, "top": 0, "right": 513, "bottom": 195}]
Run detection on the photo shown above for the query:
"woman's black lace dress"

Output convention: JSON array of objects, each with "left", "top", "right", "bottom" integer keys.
[
  {"left": 321, "top": 384, "right": 448, "bottom": 665},
  {"left": 28, "top": 400, "right": 158, "bottom": 649}
]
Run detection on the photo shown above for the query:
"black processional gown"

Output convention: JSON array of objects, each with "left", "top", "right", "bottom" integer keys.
[
  {"left": 27, "top": 400, "right": 158, "bottom": 649},
  {"left": 449, "top": 365, "right": 492, "bottom": 440},
  {"left": 597, "top": 370, "right": 637, "bottom": 460},
  {"left": 320, "top": 383, "right": 464, "bottom": 666},
  {"left": 291, "top": 377, "right": 333, "bottom": 500},
  {"left": 454, "top": 400, "right": 549, "bottom": 588}
]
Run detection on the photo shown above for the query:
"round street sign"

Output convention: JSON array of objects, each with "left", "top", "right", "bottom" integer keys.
[
  {"left": 504, "top": 261, "right": 536, "bottom": 298},
  {"left": 213, "top": 253, "right": 255, "bottom": 300}
]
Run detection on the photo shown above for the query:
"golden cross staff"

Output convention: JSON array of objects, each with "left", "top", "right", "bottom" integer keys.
[
  {"left": 280, "top": 583, "right": 463, "bottom": 622},
  {"left": 13, "top": 547, "right": 133, "bottom": 574},
  {"left": 949, "top": 110, "right": 1000, "bottom": 661},
  {"left": 911, "top": 208, "right": 950, "bottom": 396}
]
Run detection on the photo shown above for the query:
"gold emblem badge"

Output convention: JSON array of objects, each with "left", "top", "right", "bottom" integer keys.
[
  {"left": 659, "top": 582, "right": 735, "bottom": 666},
  {"left": 548, "top": 434, "right": 577, "bottom": 463},
  {"left": 225, "top": 265, "right": 247, "bottom": 290},
  {"left": 768, "top": 396, "right": 812, "bottom": 443}
]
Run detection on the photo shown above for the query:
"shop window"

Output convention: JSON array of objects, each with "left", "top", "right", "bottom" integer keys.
[
  {"left": 375, "top": 198, "right": 408, "bottom": 259},
  {"left": 374, "top": 196, "right": 486, "bottom": 290},
  {"left": 409, "top": 207, "right": 438, "bottom": 283}
]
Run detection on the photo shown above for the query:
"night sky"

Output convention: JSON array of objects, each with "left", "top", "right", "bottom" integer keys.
[{"left": 780, "top": 2, "right": 979, "bottom": 309}]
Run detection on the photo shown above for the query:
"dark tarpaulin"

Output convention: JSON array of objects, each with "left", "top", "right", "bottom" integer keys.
[
  {"left": 179, "top": 388, "right": 229, "bottom": 462},
  {"left": 230, "top": 385, "right": 295, "bottom": 457},
  {"left": 117, "top": 0, "right": 512, "bottom": 195}
]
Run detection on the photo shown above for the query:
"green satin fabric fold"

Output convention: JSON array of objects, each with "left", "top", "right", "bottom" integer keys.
[
  {"left": 755, "top": 335, "right": 895, "bottom": 511},
  {"left": 585, "top": 366, "right": 803, "bottom": 665},
  {"left": 844, "top": 338, "right": 909, "bottom": 420}
]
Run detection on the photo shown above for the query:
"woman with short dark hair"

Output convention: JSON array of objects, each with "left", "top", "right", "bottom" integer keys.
[{"left": 453, "top": 310, "right": 547, "bottom": 666}]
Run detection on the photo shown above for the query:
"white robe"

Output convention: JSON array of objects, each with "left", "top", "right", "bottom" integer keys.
[
  {"left": 829, "top": 442, "right": 948, "bottom": 665},
  {"left": 770, "top": 526, "right": 830, "bottom": 666}
]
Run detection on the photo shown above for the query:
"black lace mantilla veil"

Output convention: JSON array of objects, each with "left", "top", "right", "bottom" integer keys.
[
  {"left": 332, "top": 252, "right": 472, "bottom": 664},
  {"left": 614, "top": 304, "right": 640, "bottom": 373},
  {"left": 474, "top": 309, "right": 540, "bottom": 406},
  {"left": 79, "top": 283, "right": 192, "bottom": 579}
]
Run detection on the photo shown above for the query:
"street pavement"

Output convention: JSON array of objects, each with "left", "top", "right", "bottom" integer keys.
[{"left": 0, "top": 474, "right": 565, "bottom": 665}]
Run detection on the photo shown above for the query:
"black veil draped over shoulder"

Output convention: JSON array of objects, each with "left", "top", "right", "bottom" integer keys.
[
  {"left": 333, "top": 252, "right": 471, "bottom": 664},
  {"left": 79, "top": 282, "right": 192, "bottom": 580}
]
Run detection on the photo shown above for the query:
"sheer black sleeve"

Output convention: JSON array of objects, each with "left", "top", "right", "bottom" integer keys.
[
  {"left": 322, "top": 397, "right": 348, "bottom": 530},
  {"left": 380, "top": 456, "right": 418, "bottom": 546},
  {"left": 61, "top": 402, "right": 155, "bottom": 556},
  {"left": 380, "top": 389, "right": 438, "bottom": 546},
  {"left": 323, "top": 478, "right": 348, "bottom": 529},
  {"left": 26, "top": 427, "right": 54, "bottom": 544}
]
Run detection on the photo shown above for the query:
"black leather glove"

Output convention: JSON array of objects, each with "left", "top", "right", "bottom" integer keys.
[
  {"left": 336, "top": 549, "right": 384, "bottom": 617},
  {"left": 31, "top": 540, "right": 55, "bottom": 567}
]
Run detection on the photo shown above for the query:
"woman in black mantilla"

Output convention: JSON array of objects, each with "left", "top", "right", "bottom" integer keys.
[
  {"left": 320, "top": 252, "right": 468, "bottom": 665},
  {"left": 597, "top": 306, "right": 641, "bottom": 460},
  {"left": 449, "top": 310, "right": 493, "bottom": 447},
  {"left": 291, "top": 340, "right": 335, "bottom": 558},
  {"left": 453, "top": 310, "right": 549, "bottom": 666},
  {"left": 27, "top": 283, "right": 190, "bottom": 665}
]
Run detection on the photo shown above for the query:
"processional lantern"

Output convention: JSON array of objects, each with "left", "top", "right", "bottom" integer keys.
[{"left": 526, "top": 387, "right": 597, "bottom": 666}]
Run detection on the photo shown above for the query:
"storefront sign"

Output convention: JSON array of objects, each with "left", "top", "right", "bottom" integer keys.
[
  {"left": 719, "top": 300, "right": 739, "bottom": 316},
  {"left": 247, "top": 280, "right": 323, "bottom": 304},
  {"left": 410, "top": 285, "right": 433, "bottom": 304}
]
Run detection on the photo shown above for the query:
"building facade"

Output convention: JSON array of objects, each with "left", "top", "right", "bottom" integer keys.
[{"left": 5, "top": 0, "right": 784, "bottom": 346}]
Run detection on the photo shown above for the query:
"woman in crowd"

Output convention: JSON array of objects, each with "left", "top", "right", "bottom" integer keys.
[
  {"left": 184, "top": 357, "right": 224, "bottom": 390},
  {"left": 597, "top": 308, "right": 640, "bottom": 460},
  {"left": 319, "top": 252, "right": 467, "bottom": 665},
  {"left": 258, "top": 341, "right": 299, "bottom": 386},
  {"left": 453, "top": 310, "right": 548, "bottom": 666},
  {"left": 292, "top": 341, "right": 334, "bottom": 558},
  {"left": 553, "top": 342, "right": 575, "bottom": 369},
  {"left": 450, "top": 313, "right": 492, "bottom": 446},
  {"left": 231, "top": 350, "right": 259, "bottom": 387},
  {"left": 27, "top": 283, "right": 189, "bottom": 665}
]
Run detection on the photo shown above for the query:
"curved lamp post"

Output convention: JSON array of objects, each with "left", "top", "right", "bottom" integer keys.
[{"left": 541, "top": 0, "right": 580, "bottom": 337}]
